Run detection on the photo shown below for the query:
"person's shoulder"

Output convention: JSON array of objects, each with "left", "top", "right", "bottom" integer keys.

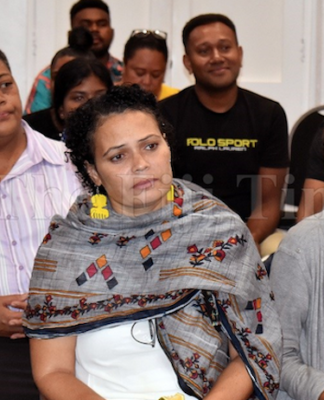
[
  {"left": 23, "top": 107, "right": 51, "bottom": 122},
  {"left": 176, "top": 178, "right": 244, "bottom": 223},
  {"left": 238, "top": 87, "right": 284, "bottom": 110},
  {"left": 24, "top": 121, "right": 66, "bottom": 159},
  {"left": 158, "top": 84, "right": 180, "bottom": 101},
  {"left": 34, "top": 65, "right": 51, "bottom": 81},
  {"left": 281, "top": 211, "right": 324, "bottom": 250},
  {"left": 108, "top": 53, "right": 123, "bottom": 65},
  {"left": 159, "top": 86, "right": 195, "bottom": 107}
]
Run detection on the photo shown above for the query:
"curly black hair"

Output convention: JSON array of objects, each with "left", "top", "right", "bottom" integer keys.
[{"left": 65, "top": 84, "right": 174, "bottom": 194}]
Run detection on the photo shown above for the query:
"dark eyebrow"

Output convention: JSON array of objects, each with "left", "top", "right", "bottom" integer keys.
[
  {"left": 69, "top": 90, "right": 86, "bottom": 94},
  {"left": 102, "top": 134, "right": 160, "bottom": 158},
  {"left": 0, "top": 73, "right": 11, "bottom": 79},
  {"left": 80, "top": 18, "right": 108, "bottom": 23}
]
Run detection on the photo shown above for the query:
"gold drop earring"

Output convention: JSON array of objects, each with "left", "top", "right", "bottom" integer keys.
[{"left": 90, "top": 186, "right": 109, "bottom": 219}]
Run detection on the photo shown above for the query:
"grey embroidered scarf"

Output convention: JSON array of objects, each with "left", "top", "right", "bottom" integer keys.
[{"left": 23, "top": 179, "right": 281, "bottom": 400}]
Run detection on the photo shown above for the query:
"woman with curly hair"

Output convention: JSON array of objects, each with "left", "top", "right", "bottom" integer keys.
[{"left": 23, "top": 85, "right": 282, "bottom": 400}]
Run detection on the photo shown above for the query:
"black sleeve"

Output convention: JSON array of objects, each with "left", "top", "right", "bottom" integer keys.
[
  {"left": 306, "top": 125, "right": 324, "bottom": 181},
  {"left": 259, "top": 102, "right": 289, "bottom": 169}
]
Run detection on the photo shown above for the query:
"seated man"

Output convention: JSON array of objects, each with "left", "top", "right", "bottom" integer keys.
[
  {"left": 271, "top": 211, "right": 324, "bottom": 400},
  {"left": 297, "top": 124, "right": 324, "bottom": 221},
  {"left": 25, "top": 0, "right": 122, "bottom": 114},
  {"left": 159, "top": 13, "right": 289, "bottom": 251},
  {"left": 0, "top": 49, "right": 82, "bottom": 399}
]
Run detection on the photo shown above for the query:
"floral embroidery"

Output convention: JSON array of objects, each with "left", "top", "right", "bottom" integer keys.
[
  {"left": 220, "top": 303, "right": 279, "bottom": 395},
  {"left": 50, "top": 222, "right": 59, "bottom": 231},
  {"left": 171, "top": 350, "right": 214, "bottom": 394},
  {"left": 187, "top": 235, "right": 246, "bottom": 267},
  {"left": 88, "top": 233, "right": 108, "bottom": 245},
  {"left": 116, "top": 236, "right": 136, "bottom": 247},
  {"left": 255, "top": 264, "right": 267, "bottom": 280},
  {"left": 25, "top": 289, "right": 192, "bottom": 323},
  {"left": 42, "top": 222, "right": 60, "bottom": 244},
  {"left": 42, "top": 233, "right": 51, "bottom": 244}
]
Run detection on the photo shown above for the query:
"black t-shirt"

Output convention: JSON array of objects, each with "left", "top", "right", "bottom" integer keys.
[
  {"left": 23, "top": 108, "right": 62, "bottom": 141},
  {"left": 159, "top": 86, "right": 289, "bottom": 220},
  {"left": 306, "top": 124, "right": 324, "bottom": 182}
]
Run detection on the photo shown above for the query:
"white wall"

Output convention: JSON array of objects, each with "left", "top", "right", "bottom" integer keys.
[{"left": 0, "top": 0, "right": 323, "bottom": 129}]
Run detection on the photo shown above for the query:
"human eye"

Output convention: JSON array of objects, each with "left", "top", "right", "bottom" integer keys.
[
  {"left": 80, "top": 21, "right": 91, "bottom": 28},
  {"left": 110, "top": 153, "right": 124, "bottom": 163},
  {"left": 72, "top": 94, "right": 85, "bottom": 103},
  {"left": 97, "top": 20, "right": 108, "bottom": 27},
  {"left": 0, "top": 81, "right": 13, "bottom": 90},
  {"left": 197, "top": 46, "right": 210, "bottom": 56},
  {"left": 219, "top": 42, "right": 232, "bottom": 52},
  {"left": 134, "top": 69, "right": 145, "bottom": 77},
  {"left": 152, "top": 72, "right": 163, "bottom": 79},
  {"left": 145, "top": 142, "right": 158, "bottom": 151}
]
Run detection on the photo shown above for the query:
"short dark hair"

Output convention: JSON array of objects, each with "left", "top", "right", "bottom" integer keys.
[
  {"left": 65, "top": 84, "right": 173, "bottom": 194},
  {"left": 70, "top": 0, "right": 110, "bottom": 23},
  {"left": 53, "top": 57, "right": 113, "bottom": 124},
  {"left": 50, "top": 26, "right": 94, "bottom": 69},
  {"left": 124, "top": 33, "right": 168, "bottom": 64},
  {"left": 182, "top": 13, "right": 238, "bottom": 51},
  {"left": 0, "top": 49, "right": 11, "bottom": 72}
]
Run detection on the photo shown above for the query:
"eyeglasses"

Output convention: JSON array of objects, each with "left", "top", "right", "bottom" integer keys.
[
  {"left": 131, "top": 319, "right": 156, "bottom": 348},
  {"left": 131, "top": 29, "right": 167, "bottom": 41}
]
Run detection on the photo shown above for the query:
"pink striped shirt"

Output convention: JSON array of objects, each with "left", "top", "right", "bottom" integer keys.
[{"left": 0, "top": 121, "right": 83, "bottom": 295}]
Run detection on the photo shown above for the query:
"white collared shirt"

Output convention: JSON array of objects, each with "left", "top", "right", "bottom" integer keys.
[{"left": 0, "top": 121, "right": 83, "bottom": 295}]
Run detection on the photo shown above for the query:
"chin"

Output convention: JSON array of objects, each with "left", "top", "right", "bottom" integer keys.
[
  {"left": 92, "top": 47, "right": 108, "bottom": 58},
  {"left": 133, "top": 193, "right": 168, "bottom": 213}
]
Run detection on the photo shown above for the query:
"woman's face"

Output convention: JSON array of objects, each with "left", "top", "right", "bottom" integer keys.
[
  {"left": 122, "top": 48, "right": 166, "bottom": 98},
  {"left": 59, "top": 74, "right": 108, "bottom": 120},
  {"left": 86, "top": 110, "right": 172, "bottom": 217}
]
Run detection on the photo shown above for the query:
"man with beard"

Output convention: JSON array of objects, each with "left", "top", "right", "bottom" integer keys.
[
  {"left": 159, "top": 14, "right": 289, "bottom": 253},
  {"left": 25, "top": 0, "right": 122, "bottom": 114}
]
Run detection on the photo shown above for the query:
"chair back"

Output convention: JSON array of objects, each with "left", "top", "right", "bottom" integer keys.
[
  {"left": 286, "top": 105, "right": 324, "bottom": 206},
  {"left": 279, "top": 105, "right": 324, "bottom": 229}
]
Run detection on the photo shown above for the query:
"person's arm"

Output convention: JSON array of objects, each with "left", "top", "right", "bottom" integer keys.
[
  {"left": 297, "top": 126, "right": 324, "bottom": 222},
  {"left": 30, "top": 336, "right": 105, "bottom": 400},
  {"left": 247, "top": 166, "right": 287, "bottom": 249},
  {"left": 0, "top": 293, "right": 28, "bottom": 339},
  {"left": 204, "top": 342, "right": 253, "bottom": 400},
  {"left": 297, "top": 178, "right": 324, "bottom": 222},
  {"left": 271, "top": 233, "right": 324, "bottom": 400}
]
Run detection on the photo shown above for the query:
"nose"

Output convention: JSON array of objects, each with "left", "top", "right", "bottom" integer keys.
[
  {"left": 132, "top": 151, "right": 149, "bottom": 173},
  {"left": 89, "top": 22, "right": 99, "bottom": 32},
  {"left": 140, "top": 74, "right": 152, "bottom": 91},
  {"left": 210, "top": 48, "right": 224, "bottom": 63},
  {"left": 0, "top": 91, "right": 6, "bottom": 104}
]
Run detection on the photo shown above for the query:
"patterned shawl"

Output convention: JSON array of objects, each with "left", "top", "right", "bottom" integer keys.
[{"left": 23, "top": 179, "right": 281, "bottom": 400}]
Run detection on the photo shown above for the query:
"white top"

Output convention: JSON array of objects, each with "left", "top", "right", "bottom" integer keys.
[{"left": 75, "top": 320, "right": 197, "bottom": 400}]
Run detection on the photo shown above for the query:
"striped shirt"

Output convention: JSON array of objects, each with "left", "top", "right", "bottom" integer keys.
[{"left": 0, "top": 121, "right": 83, "bottom": 295}]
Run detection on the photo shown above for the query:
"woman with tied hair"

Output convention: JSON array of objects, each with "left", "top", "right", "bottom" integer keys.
[
  {"left": 23, "top": 85, "right": 281, "bottom": 400},
  {"left": 24, "top": 26, "right": 94, "bottom": 116},
  {"left": 121, "top": 30, "right": 179, "bottom": 100},
  {"left": 24, "top": 29, "right": 113, "bottom": 141}
]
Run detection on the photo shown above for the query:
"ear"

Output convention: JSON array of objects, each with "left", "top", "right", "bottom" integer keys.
[
  {"left": 183, "top": 53, "right": 193, "bottom": 74},
  {"left": 58, "top": 105, "right": 65, "bottom": 121},
  {"left": 238, "top": 46, "right": 243, "bottom": 68},
  {"left": 84, "top": 161, "right": 102, "bottom": 187}
]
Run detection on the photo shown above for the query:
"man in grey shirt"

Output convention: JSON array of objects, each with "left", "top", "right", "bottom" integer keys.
[{"left": 271, "top": 212, "right": 324, "bottom": 400}]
